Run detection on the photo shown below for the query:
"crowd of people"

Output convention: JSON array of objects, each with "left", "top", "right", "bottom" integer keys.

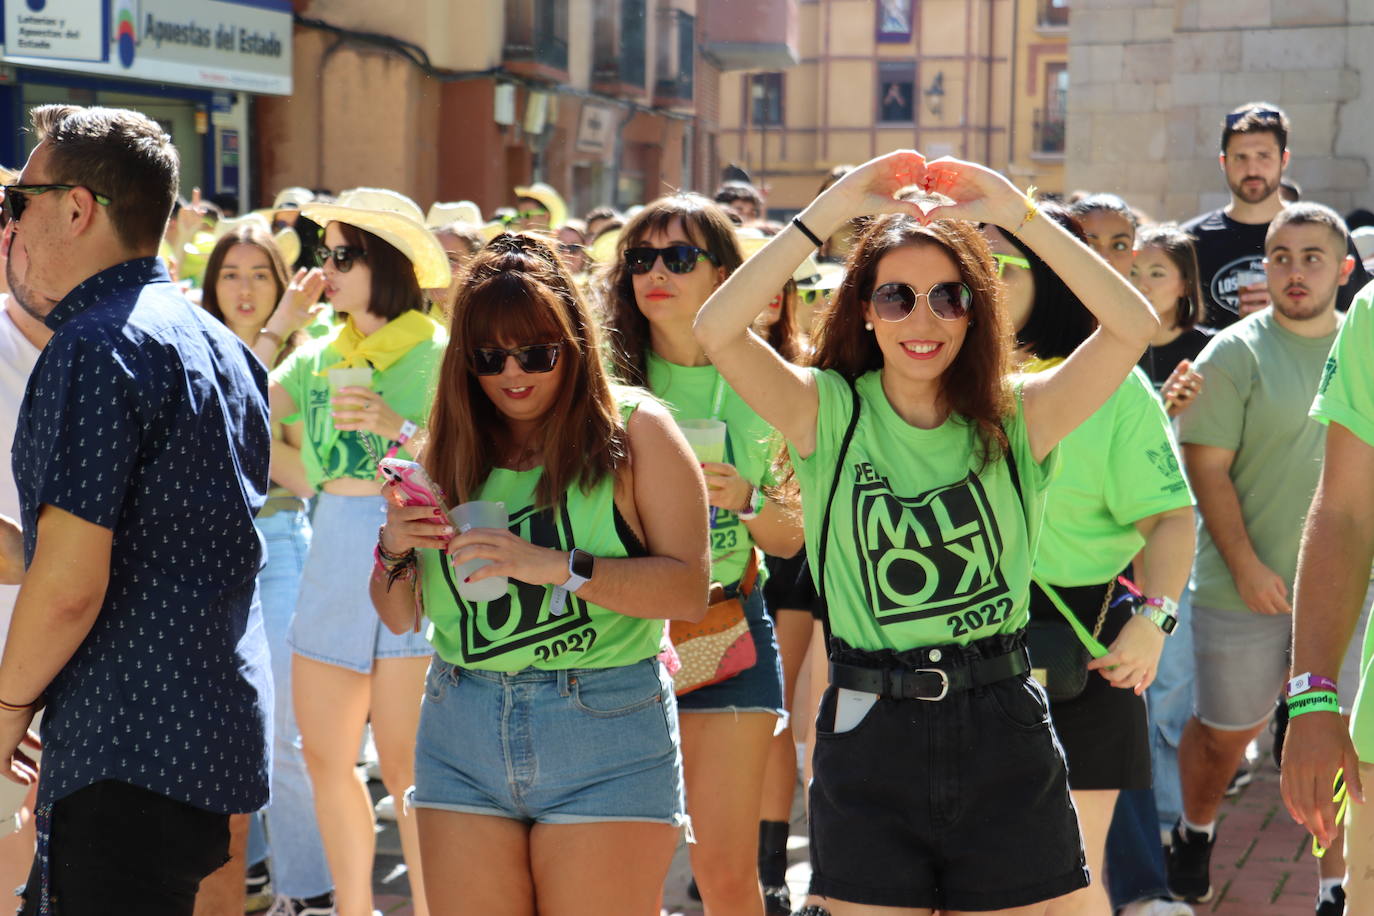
[{"left": 0, "top": 98, "right": 1372, "bottom": 916}]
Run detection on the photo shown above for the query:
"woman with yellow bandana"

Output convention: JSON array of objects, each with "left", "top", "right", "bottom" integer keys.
[{"left": 267, "top": 188, "right": 449, "bottom": 916}]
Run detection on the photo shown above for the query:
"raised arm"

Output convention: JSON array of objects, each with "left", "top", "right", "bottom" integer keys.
[
  {"left": 919, "top": 160, "right": 1159, "bottom": 461},
  {"left": 695, "top": 150, "right": 928, "bottom": 458}
]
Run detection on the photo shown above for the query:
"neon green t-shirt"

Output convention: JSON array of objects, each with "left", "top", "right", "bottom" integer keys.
[
  {"left": 1311, "top": 279, "right": 1374, "bottom": 761},
  {"left": 418, "top": 393, "right": 665, "bottom": 671},
  {"left": 1034, "top": 367, "right": 1194, "bottom": 586},
  {"left": 646, "top": 350, "right": 778, "bottom": 587},
  {"left": 269, "top": 319, "right": 447, "bottom": 489},
  {"left": 789, "top": 368, "right": 1059, "bottom": 651}
]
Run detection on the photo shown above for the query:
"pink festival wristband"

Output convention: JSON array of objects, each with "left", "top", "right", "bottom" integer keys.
[{"left": 1286, "top": 672, "right": 1338, "bottom": 698}]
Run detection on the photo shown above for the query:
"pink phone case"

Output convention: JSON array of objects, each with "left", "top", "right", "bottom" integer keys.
[{"left": 378, "top": 458, "right": 450, "bottom": 524}]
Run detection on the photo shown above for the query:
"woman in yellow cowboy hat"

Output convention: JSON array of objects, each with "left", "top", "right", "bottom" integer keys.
[{"left": 266, "top": 187, "right": 450, "bottom": 916}]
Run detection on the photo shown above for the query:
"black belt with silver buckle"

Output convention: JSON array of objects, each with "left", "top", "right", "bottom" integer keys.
[{"left": 829, "top": 645, "right": 1030, "bottom": 701}]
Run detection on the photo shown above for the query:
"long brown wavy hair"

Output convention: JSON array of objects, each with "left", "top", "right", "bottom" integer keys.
[
  {"left": 810, "top": 215, "right": 1014, "bottom": 467},
  {"left": 424, "top": 233, "right": 628, "bottom": 508},
  {"left": 602, "top": 194, "right": 745, "bottom": 387}
]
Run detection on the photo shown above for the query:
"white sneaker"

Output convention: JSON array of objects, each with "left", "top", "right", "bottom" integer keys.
[
  {"left": 1120, "top": 900, "right": 1194, "bottom": 916},
  {"left": 264, "top": 896, "right": 337, "bottom": 916},
  {"left": 374, "top": 793, "right": 397, "bottom": 822}
]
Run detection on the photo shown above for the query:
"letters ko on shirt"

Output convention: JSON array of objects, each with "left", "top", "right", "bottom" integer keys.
[{"left": 852, "top": 465, "right": 1009, "bottom": 626}]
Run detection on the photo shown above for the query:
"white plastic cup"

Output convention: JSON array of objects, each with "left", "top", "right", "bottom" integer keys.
[
  {"left": 678, "top": 418, "right": 727, "bottom": 465},
  {"left": 449, "top": 500, "right": 509, "bottom": 602},
  {"left": 1234, "top": 268, "right": 1267, "bottom": 293},
  {"left": 327, "top": 367, "right": 373, "bottom": 402}
]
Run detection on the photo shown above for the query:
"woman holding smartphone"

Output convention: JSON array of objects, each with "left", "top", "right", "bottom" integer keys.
[
  {"left": 371, "top": 233, "right": 708, "bottom": 915},
  {"left": 693, "top": 150, "right": 1158, "bottom": 915},
  {"left": 268, "top": 189, "right": 450, "bottom": 916}
]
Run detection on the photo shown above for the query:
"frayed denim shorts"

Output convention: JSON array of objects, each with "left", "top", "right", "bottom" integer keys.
[
  {"left": 287, "top": 492, "right": 430, "bottom": 673},
  {"left": 409, "top": 655, "right": 688, "bottom": 827}
]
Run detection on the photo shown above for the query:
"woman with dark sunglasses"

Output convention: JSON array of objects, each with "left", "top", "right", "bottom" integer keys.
[
  {"left": 987, "top": 206, "right": 1197, "bottom": 916},
  {"left": 266, "top": 188, "right": 451, "bottom": 916},
  {"left": 371, "top": 233, "right": 709, "bottom": 914},
  {"left": 604, "top": 195, "right": 803, "bottom": 916},
  {"left": 693, "top": 150, "right": 1159, "bottom": 916}
]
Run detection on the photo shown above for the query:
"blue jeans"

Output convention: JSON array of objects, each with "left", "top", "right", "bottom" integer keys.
[
  {"left": 1146, "top": 587, "right": 1196, "bottom": 834},
  {"left": 246, "top": 509, "right": 333, "bottom": 898}
]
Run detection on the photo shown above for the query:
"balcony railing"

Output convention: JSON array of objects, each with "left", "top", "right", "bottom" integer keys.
[
  {"left": 654, "top": 9, "right": 695, "bottom": 105},
  {"left": 1034, "top": 109, "right": 1066, "bottom": 154},
  {"left": 593, "top": 0, "right": 647, "bottom": 94},
  {"left": 1037, "top": 0, "right": 1069, "bottom": 28},
  {"left": 504, "top": 0, "right": 569, "bottom": 74}
]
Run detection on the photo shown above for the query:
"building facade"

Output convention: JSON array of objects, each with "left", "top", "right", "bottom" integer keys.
[
  {"left": 714, "top": 0, "right": 1069, "bottom": 218},
  {"left": 0, "top": 0, "right": 292, "bottom": 207},
  {"left": 1065, "top": 0, "right": 1374, "bottom": 221},
  {"left": 254, "top": 0, "right": 799, "bottom": 220}
]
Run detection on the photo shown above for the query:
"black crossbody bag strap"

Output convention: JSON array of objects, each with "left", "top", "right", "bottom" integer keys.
[
  {"left": 815, "top": 376, "right": 862, "bottom": 660},
  {"left": 1000, "top": 423, "right": 1027, "bottom": 531}
]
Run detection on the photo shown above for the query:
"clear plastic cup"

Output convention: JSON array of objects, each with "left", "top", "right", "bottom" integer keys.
[
  {"left": 449, "top": 500, "right": 509, "bottom": 602},
  {"left": 1234, "top": 268, "right": 1267, "bottom": 293},
  {"left": 677, "top": 418, "right": 727, "bottom": 465},
  {"left": 327, "top": 367, "right": 373, "bottom": 402}
]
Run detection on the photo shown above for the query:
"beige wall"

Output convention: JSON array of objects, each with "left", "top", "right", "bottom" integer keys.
[
  {"left": 1066, "top": 0, "right": 1373, "bottom": 221},
  {"left": 1005, "top": 0, "right": 1066, "bottom": 196},
  {"left": 717, "top": 0, "right": 1019, "bottom": 214},
  {"left": 304, "top": 0, "right": 504, "bottom": 71}
]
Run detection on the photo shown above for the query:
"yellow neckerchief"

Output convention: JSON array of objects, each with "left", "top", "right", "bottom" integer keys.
[
  {"left": 1019, "top": 355, "right": 1066, "bottom": 374},
  {"left": 320, "top": 309, "right": 442, "bottom": 374}
]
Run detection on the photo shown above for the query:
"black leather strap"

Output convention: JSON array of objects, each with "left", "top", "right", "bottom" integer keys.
[
  {"left": 816, "top": 376, "right": 862, "bottom": 658},
  {"left": 830, "top": 646, "right": 1030, "bottom": 700}
]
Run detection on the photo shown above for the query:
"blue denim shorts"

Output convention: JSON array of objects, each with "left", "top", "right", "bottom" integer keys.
[
  {"left": 676, "top": 584, "right": 785, "bottom": 715},
  {"left": 287, "top": 492, "right": 430, "bottom": 673},
  {"left": 409, "top": 656, "right": 687, "bottom": 826}
]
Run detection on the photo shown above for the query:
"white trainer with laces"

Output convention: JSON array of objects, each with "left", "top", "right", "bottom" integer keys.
[{"left": 1119, "top": 899, "right": 1195, "bottom": 916}]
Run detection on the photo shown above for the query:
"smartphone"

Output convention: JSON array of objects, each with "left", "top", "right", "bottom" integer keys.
[
  {"left": 831, "top": 687, "right": 878, "bottom": 733},
  {"left": 378, "top": 458, "right": 450, "bottom": 525}
]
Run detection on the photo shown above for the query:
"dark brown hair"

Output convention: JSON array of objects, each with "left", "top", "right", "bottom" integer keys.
[
  {"left": 30, "top": 104, "right": 178, "bottom": 252},
  {"left": 200, "top": 226, "right": 294, "bottom": 364},
  {"left": 335, "top": 222, "right": 428, "bottom": 321},
  {"left": 1135, "top": 223, "right": 1204, "bottom": 331},
  {"left": 811, "top": 215, "right": 1013, "bottom": 467},
  {"left": 1267, "top": 200, "right": 1351, "bottom": 251},
  {"left": 603, "top": 194, "right": 745, "bottom": 387},
  {"left": 425, "top": 233, "right": 628, "bottom": 509},
  {"left": 757, "top": 279, "right": 804, "bottom": 364},
  {"left": 1221, "top": 101, "right": 1289, "bottom": 154}
]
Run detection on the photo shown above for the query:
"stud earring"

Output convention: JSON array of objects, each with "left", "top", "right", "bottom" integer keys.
[{"left": 864, "top": 321, "right": 873, "bottom": 330}]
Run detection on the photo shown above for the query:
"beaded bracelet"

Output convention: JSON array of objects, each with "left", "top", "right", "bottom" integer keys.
[
  {"left": 1286, "top": 689, "right": 1341, "bottom": 719},
  {"left": 374, "top": 526, "right": 418, "bottom": 591}
]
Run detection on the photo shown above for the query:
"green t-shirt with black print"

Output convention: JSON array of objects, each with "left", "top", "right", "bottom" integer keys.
[
  {"left": 269, "top": 322, "right": 447, "bottom": 489},
  {"left": 419, "top": 390, "right": 666, "bottom": 671},
  {"left": 1034, "top": 367, "right": 1194, "bottom": 586},
  {"left": 789, "top": 368, "right": 1059, "bottom": 651},
  {"left": 646, "top": 350, "right": 779, "bottom": 587}
]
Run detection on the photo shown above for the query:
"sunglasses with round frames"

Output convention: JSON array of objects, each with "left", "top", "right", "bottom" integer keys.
[
  {"left": 470, "top": 343, "right": 562, "bottom": 376},
  {"left": 624, "top": 244, "right": 720, "bottom": 275},
  {"left": 870, "top": 281, "right": 973, "bottom": 322},
  {"left": 316, "top": 244, "right": 367, "bottom": 272},
  {"left": 3, "top": 183, "right": 113, "bottom": 223},
  {"left": 991, "top": 252, "right": 1031, "bottom": 278}
]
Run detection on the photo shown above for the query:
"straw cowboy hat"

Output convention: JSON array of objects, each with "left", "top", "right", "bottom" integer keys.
[
  {"left": 213, "top": 212, "right": 301, "bottom": 268},
  {"left": 513, "top": 182, "right": 567, "bottom": 230},
  {"left": 301, "top": 188, "right": 450, "bottom": 288},
  {"left": 272, "top": 186, "right": 314, "bottom": 212},
  {"left": 426, "top": 200, "right": 482, "bottom": 229}
]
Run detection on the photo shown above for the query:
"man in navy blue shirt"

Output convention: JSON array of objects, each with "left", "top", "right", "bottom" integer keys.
[{"left": 0, "top": 105, "right": 272, "bottom": 914}]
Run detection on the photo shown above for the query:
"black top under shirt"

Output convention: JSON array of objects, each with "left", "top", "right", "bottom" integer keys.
[
  {"left": 1183, "top": 209, "right": 1373, "bottom": 330},
  {"left": 1138, "top": 327, "right": 1216, "bottom": 391}
]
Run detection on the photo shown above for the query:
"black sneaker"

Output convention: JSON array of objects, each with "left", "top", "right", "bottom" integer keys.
[
  {"left": 1224, "top": 764, "right": 1253, "bottom": 797},
  {"left": 245, "top": 861, "right": 273, "bottom": 914},
  {"left": 1316, "top": 884, "right": 1346, "bottom": 916},
  {"left": 1272, "top": 695, "right": 1290, "bottom": 770},
  {"left": 1166, "top": 822, "right": 1215, "bottom": 904}
]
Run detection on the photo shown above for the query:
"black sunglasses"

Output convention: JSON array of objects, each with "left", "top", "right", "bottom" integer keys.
[
  {"left": 1225, "top": 108, "right": 1282, "bottom": 128},
  {"left": 3, "top": 183, "right": 112, "bottom": 223},
  {"left": 624, "top": 245, "right": 719, "bottom": 275},
  {"left": 471, "top": 343, "right": 562, "bottom": 376},
  {"left": 871, "top": 281, "right": 973, "bottom": 322},
  {"left": 316, "top": 244, "right": 367, "bottom": 272}
]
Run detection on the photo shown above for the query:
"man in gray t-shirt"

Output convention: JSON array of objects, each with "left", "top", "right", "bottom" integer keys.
[{"left": 1166, "top": 204, "right": 1355, "bottom": 907}]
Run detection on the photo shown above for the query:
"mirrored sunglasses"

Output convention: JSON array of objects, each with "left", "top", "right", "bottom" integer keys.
[
  {"left": 871, "top": 281, "right": 973, "bottom": 322},
  {"left": 624, "top": 245, "right": 719, "bottom": 275}
]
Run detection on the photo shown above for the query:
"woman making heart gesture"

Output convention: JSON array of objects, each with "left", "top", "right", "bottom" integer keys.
[{"left": 693, "top": 151, "right": 1159, "bottom": 916}]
